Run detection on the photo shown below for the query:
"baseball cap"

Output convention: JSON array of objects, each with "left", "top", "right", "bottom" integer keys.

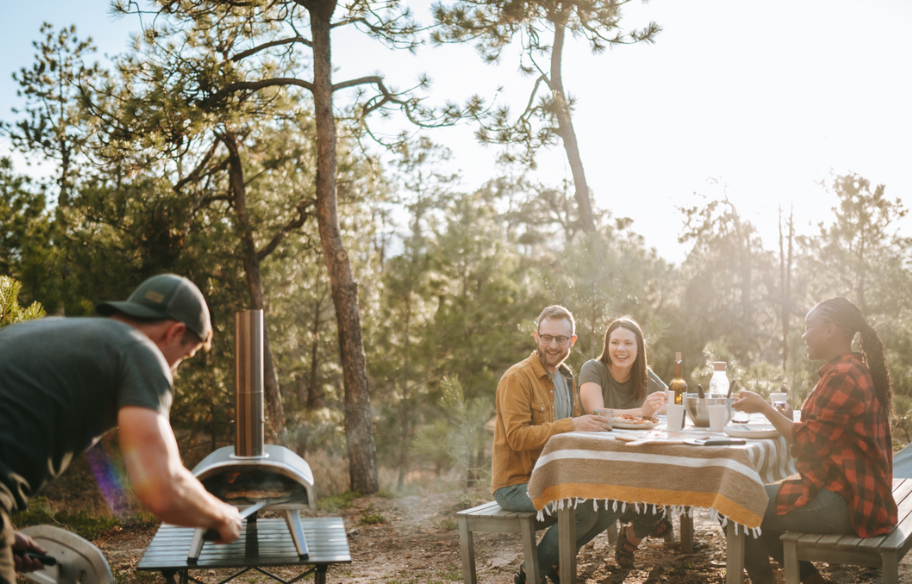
[{"left": 96, "top": 274, "right": 212, "bottom": 345}]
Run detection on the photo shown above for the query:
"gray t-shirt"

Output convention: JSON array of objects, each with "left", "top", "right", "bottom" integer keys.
[
  {"left": 0, "top": 318, "right": 174, "bottom": 512},
  {"left": 550, "top": 371, "right": 572, "bottom": 420},
  {"left": 578, "top": 359, "right": 667, "bottom": 411}
]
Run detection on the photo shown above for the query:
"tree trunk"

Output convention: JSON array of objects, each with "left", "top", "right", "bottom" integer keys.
[
  {"left": 396, "top": 293, "right": 412, "bottom": 492},
  {"left": 857, "top": 231, "right": 867, "bottom": 315},
  {"left": 222, "top": 130, "right": 287, "bottom": 446},
  {"left": 549, "top": 20, "right": 597, "bottom": 234},
  {"left": 306, "top": 289, "right": 326, "bottom": 411},
  {"left": 306, "top": 0, "right": 380, "bottom": 494},
  {"left": 58, "top": 139, "right": 70, "bottom": 206},
  {"left": 778, "top": 207, "right": 794, "bottom": 371}
]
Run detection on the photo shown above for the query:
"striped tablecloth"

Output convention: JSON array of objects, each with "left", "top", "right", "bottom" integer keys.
[{"left": 527, "top": 430, "right": 798, "bottom": 535}]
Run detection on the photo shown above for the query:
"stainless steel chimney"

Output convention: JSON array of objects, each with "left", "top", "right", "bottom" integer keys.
[{"left": 235, "top": 309, "right": 265, "bottom": 458}]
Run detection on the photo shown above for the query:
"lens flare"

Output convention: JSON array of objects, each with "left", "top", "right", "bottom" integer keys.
[{"left": 85, "top": 442, "right": 130, "bottom": 516}]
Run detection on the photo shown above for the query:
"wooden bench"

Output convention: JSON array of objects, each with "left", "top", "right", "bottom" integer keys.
[
  {"left": 457, "top": 501, "right": 557, "bottom": 584},
  {"left": 780, "top": 478, "right": 912, "bottom": 584},
  {"left": 136, "top": 517, "right": 350, "bottom": 584}
]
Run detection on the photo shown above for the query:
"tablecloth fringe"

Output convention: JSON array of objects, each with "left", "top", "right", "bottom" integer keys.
[{"left": 535, "top": 498, "right": 761, "bottom": 538}]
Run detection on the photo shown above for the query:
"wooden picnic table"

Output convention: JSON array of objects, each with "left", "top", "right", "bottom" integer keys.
[{"left": 527, "top": 415, "right": 797, "bottom": 584}]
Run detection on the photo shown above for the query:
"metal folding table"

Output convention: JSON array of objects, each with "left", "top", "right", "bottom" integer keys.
[{"left": 137, "top": 517, "right": 350, "bottom": 584}]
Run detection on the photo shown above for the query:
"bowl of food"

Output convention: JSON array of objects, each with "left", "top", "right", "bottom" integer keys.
[{"left": 684, "top": 393, "right": 733, "bottom": 428}]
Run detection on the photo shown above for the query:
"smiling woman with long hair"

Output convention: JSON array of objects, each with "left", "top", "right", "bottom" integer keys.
[
  {"left": 578, "top": 316, "right": 669, "bottom": 569},
  {"left": 579, "top": 316, "right": 667, "bottom": 419},
  {"left": 733, "top": 297, "right": 897, "bottom": 584}
]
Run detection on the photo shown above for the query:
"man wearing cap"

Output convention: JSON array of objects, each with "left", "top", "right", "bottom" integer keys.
[{"left": 0, "top": 274, "right": 242, "bottom": 583}]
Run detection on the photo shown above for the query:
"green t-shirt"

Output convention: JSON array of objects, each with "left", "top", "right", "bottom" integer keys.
[
  {"left": 0, "top": 318, "right": 173, "bottom": 512},
  {"left": 578, "top": 359, "right": 667, "bottom": 411}
]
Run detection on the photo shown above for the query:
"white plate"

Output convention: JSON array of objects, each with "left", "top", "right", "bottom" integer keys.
[
  {"left": 612, "top": 419, "right": 660, "bottom": 430},
  {"left": 723, "top": 424, "right": 780, "bottom": 439}
]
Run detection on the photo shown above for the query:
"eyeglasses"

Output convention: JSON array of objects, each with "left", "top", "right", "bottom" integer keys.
[{"left": 538, "top": 334, "right": 571, "bottom": 346}]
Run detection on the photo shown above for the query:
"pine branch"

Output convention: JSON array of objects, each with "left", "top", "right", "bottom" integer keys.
[
  {"left": 202, "top": 77, "right": 315, "bottom": 107},
  {"left": 230, "top": 35, "right": 313, "bottom": 62},
  {"left": 256, "top": 200, "right": 314, "bottom": 260}
]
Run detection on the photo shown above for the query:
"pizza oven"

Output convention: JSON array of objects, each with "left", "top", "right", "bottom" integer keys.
[{"left": 187, "top": 309, "right": 315, "bottom": 561}]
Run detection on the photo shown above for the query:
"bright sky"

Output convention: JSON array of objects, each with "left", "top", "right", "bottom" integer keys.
[{"left": 2, "top": 0, "right": 911, "bottom": 263}]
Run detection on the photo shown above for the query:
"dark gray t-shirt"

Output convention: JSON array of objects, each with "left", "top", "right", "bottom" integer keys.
[
  {"left": 578, "top": 359, "right": 667, "bottom": 411},
  {"left": 0, "top": 318, "right": 173, "bottom": 512},
  {"left": 550, "top": 371, "right": 572, "bottom": 420}
]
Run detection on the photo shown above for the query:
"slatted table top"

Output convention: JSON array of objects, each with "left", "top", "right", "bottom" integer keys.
[{"left": 137, "top": 517, "right": 351, "bottom": 571}]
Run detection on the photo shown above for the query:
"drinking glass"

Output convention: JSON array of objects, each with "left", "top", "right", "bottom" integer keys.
[{"left": 666, "top": 404, "right": 685, "bottom": 431}]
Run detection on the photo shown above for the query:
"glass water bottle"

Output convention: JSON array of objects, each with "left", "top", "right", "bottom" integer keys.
[{"left": 708, "top": 362, "right": 729, "bottom": 396}]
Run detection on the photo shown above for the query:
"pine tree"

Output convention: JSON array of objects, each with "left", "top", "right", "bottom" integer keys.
[{"left": 433, "top": 0, "right": 660, "bottom": 233}]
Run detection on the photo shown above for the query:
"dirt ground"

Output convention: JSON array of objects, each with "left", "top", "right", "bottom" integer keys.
[{"left": 25, "top": 490, "right": 912, "bottom": 584}]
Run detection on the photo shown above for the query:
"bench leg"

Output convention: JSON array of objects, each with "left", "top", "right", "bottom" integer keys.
[
  {"left": 725, "top": 521, "right": 745, "bottom": 584},
  {"left": 521, "top": 516, "right": 541, "bottom": 584},
  {"left": 881, "top": 550, "right": 899, "bottom": 584},
  {"left": 313, "top": 565, "right": 328, "bottom": 584},
  {"left": 458, "top": 516, "right": 477, "bottom": 584},
  {"left": 606, "top": 520, "right": 618, "bottom": 545},
  {"left": 782, "top": 539, "right": 799, "bottom": 584},
  {"left": 680, "top": 508, "right": 694, "bottom": 553},
  {"left": 558, "top": 506, "right": 577, "bottom": 584}
]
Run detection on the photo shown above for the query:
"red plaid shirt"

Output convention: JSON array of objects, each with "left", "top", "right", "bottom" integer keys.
[{"left": 776, "top": 353, "right": 896, "bottom": 537}]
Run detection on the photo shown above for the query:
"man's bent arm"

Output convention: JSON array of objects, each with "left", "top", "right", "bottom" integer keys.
[
  {"left": 498, "top": 374, "right": 574, "bottom": 452},
  {"left": 117, "top": 407, "right": 241, "bottom": 543}
]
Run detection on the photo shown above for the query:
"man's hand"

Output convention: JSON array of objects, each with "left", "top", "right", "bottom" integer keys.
[
  {"left": 572, "top": 414, "right": 612, "bottom": 432},
  {"left": 732, "top": 390, "right": 771, "bottom": 415},
  {"left": 12, "top": 531, "right": 48, "bottom": 574},
  {"left": 212, "top": 504, "right": 243, "bottom": 544}
]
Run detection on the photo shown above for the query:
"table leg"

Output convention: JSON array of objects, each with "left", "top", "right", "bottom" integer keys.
[
  {"left": 315, "top": 565, "right": 328, "bottom": 584},
  {"left": 558, "top": 505, "right": 576, "bottom": 584},
  {"left": 680, "top": 507, "right": 694, "bottom": 553},
  {"left": 725, "top": 521, "right": 745, "bottom": 584}
]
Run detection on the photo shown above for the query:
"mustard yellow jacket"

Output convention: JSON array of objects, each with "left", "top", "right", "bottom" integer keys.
[{"left": 491, "top": 351, "right": 581, "bottom": 493}]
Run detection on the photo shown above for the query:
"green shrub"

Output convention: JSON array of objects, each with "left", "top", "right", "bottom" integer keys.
[
  {"left": 317, "top": 489, "right": 361, "bottom": 512},
  {"left": 359, "top": 505, "right": 386, "bottom": 525},
  {"left": 12, "top": 499, "right": 157, "bottom": 541}
]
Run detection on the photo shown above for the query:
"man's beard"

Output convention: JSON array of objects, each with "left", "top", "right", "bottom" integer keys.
[{"left": 537, "top": 346, "right": 569, "bottom": 367}]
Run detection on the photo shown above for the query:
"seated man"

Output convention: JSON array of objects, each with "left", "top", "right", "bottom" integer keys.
[
  {"left": 0, "top": 275, "right": 243, "bottom": 584},
  {"left": 492, "top": 305, "right": 617, "bottom": 584}
]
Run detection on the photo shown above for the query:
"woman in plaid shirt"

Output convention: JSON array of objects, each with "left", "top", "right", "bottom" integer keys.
[{"left": 733, "top": 297, "right": 897, "bottom": 584}]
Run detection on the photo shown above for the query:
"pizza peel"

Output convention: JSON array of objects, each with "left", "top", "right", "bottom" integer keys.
[{"left": 16, "top": 525, "right": 114, "bottom": 584}]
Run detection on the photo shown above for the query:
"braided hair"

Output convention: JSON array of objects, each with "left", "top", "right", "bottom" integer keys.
[{"left": 814, "top": 297, "right": 893, "bottom": 415}]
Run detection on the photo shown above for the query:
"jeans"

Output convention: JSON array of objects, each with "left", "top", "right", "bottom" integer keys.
[
  {"left": 743, "top": 484, "right": 853, "bottom": 584},
  {"left": 0, "top": 507, "right": 14, "bottom": 584},
  {"left": 495, "top": 483, "right": 619, "bottom": 580}
]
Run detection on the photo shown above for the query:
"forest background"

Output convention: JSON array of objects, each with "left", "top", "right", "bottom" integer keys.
[{"left": 1, "top": 0, "right": 912, "bottom": 502}]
